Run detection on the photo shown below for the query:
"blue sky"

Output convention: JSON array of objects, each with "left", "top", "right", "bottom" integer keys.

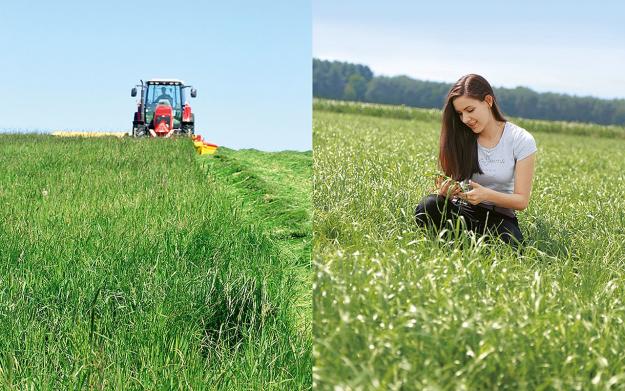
[
  {"left": 314, "top": 1, "right": 625, "bottom": 100},
  {"left": 0, "top": 0, "right": 311, "bottom": 151}
]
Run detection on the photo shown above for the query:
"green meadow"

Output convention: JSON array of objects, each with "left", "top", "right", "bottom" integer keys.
[
  {"left": 0, "top": 135, "right": 311, "bottom": 390},
  {"left": 313, "top": 100, "right": 625, "bottom": 390}
]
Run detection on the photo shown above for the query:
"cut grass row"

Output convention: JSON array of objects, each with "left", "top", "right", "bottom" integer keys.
[
  {"left": 0, "top": 134, "right": 310, "bottom": 389},
  {"left": 198, "top": 147, "right": 312, "bottom": 332}
]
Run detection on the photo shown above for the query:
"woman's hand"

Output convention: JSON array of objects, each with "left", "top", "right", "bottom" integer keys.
[
  {"left": 436, "top": 177, "right": 462, "bottom": 199},
  {"left": 458, "top": 180, "right": 490, "bottom": 205}
]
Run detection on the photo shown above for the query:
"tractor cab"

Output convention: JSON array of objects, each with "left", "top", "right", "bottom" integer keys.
[{"left": 131, "top": 79, "right": 197, "bottom": 137}]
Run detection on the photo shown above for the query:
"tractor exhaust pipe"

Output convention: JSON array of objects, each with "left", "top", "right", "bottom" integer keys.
[{"left": 138, "top": 80, "right": 145, "bottom": 123}]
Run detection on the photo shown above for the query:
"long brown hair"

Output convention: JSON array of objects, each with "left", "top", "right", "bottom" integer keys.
[{"left": 439, "top": 74, "right": 506, "bottom": 180}]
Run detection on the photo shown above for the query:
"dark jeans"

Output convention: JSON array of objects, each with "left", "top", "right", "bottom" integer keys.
[{"left": 414, "top": 194, "right": 523, "bottom": 246}]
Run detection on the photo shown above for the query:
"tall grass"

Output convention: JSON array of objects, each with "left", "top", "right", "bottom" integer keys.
[
  {"left": 0, "top": 134, "right": 310, "bottom": 389},
  {"left": 313, "top": 109, "right": 625, "bottom": 389}
]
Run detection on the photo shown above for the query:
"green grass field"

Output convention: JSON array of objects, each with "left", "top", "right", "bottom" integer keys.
[
  {"left": 313, "top": 100, "right": 625, "bottom": 390},
  {"left": 0, "top": 135, "right": 311, "bottom": 389}
]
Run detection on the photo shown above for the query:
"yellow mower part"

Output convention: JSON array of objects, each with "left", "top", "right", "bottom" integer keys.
[
  {"left": 52, "top": 131, "right": 128, "bottom": 138},
  {"left": 196, "top": 144, "right": 218, "bottom": 155}
]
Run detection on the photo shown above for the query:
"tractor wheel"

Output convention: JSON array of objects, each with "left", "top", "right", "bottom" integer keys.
[
  {"left": 181, "top": 123, "right": 194, "bottom": 136},
  {"left": 182, "top": 113, "right": 195, "bottom": 136},
  {"left": 133, "top": 125, "right": 148, "bottom": 137}
]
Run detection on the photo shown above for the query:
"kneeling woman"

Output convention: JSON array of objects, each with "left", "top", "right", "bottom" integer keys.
[{"left": 415, "top": 74, "right": 537, "bottom": 246}]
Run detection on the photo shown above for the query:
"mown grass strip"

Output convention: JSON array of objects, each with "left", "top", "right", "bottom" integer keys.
[{"left": 197, "top": 147, "right": 312, "bottom": 336}]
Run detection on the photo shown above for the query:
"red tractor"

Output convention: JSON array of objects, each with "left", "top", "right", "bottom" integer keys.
[{"left": 131, "top": 79, "right": 197, "bottom": 137}]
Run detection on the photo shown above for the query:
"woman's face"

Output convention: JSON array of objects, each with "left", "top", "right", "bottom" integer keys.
[{"left": 452, "top": 95, "right": 493, "bottom": 134}]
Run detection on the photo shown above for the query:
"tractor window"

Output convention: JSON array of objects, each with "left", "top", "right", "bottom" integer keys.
[{"left": 146, "top": 84, "right": 181, "bottom": 110}]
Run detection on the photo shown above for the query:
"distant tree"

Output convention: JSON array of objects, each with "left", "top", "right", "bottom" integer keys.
[
  {"left": 313, "top": 59, "right": 373, "bottom": 101},
  {"left": 613, "top": 102, "right": 625, "bottom": 124},
  {"left": 343, "top": 74, "right": 368, "bottom": 101}
]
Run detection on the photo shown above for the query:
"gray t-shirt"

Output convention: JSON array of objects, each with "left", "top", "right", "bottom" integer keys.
[{"left": 470, "top": 121, "right": 537, "bottom": 218}]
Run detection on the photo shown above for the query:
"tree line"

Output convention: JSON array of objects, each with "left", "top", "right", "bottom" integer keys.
[{"left": 313, "top": 58, "right": 625, "bottom": 126}]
